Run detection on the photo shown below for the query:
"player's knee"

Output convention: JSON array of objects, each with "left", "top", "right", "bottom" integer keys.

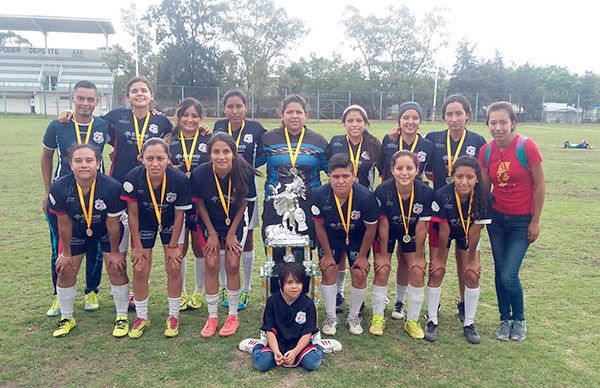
[
  {"left": 350, "top": 266, "right": 368, "bottom": 282},
  {"left": 409, "top": 263, "right": 426, "bottom": 278},
  {"left": 428, "top": 263, "right": 446, "bottom": 282},
  {"left": 464, "top": 269, "right": 480, "bottom": 287}
]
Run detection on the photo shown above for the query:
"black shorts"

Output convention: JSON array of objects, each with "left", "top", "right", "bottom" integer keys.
[
  {"left": 195, "top": 218, "right": 248, "bottom": 249},
  {"left": 317, "top": 240, "right": 366, "bottom": 268},
  {"left": 185, "top": 206, "right": 198, "bottom": 231}
]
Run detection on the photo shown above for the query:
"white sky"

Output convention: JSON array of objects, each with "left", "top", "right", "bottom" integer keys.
[{"left": 2, "top": 0, "right": 599, "bottom": 75}]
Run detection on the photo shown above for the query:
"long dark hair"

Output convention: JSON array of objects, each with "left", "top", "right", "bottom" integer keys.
[
  {"left": 207, "top": 133, "right": 260, "bottom": 199},
  {"left": 173, "top": 97, "right": 203, "bottom": 136},
  {"left": 340, "top": 104, "right": 381, "bottom": 166},
  {"left": 451, "top": 156, "right": 488, "bottom": 220}
]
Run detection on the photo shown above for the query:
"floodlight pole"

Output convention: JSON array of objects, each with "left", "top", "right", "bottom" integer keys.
[
  {"left": 432, "top": 69, "right": 438, "bottom": 122},
  {"left": 133, "top": 3, "right": 140, "bottom": 77}
]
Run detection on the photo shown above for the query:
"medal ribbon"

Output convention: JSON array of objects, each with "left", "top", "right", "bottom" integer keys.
[
  {"left": 454, "top": 189, "right": 473, "bottom": 239},
  {"left": 76, "top": 179, "right": 96, "bottom": 232},
  {"left": 179, "top": 129, "right": 200, "bottom": 173},
  {"left": 146, "top": 171, "right": 166, "bottom": 228},
  {"left": 228, "top": 120, "right": 246, "bottom": 147},
  {"left": 213, "top": 165, "right": 232, "bottom": 221},
  {"left": 334, "top": 188, "right": 353, "bottom": 245},
  {"left": 74, "top": 118, "right": 94, "bottom": 144},
  {"left": 346, "top": 135, "right": 363, "bottom": 176},
  {"left": 446, "top": 129, "right": 466, "bottom": 177},
  {"left": 133, "top": 111, "right": 151, "bottom": 152},
  {"left": 396, "top": 185, "right": 415, "bottom": 237},
  {"left": 399, "top": 134, "right": 419, "bottom": 152},
  {"left": 284, "top": 127, "right": 305, "bottom": 168}
]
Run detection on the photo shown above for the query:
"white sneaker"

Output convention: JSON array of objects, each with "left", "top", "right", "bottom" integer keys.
[
  {"left": 314, "top": 338, "right": 342, "bottom": 353},
  {"left": 321, "top": 316, "right": 339, "bottom": 336},
  {"left": 238, "top": 338, "right": 267, "bottom": 353},
  {"left": 346, "top": 316, "right": 363, "bottom": 335}
]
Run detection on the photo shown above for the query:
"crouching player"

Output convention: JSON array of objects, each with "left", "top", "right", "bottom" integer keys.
[
  {"left": 239, "top": 263, "right": 341, "bottom": 371},
  {"left": 48, "top": 144, "right": 129, "bottom": 337},
  {"left": 312, "top": 154, "right": 379, "bottom": 336}
]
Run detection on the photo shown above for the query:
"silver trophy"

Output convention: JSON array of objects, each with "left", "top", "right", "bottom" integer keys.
[{"left": 264, "top": 175, "right": 310, "bottom": 245}]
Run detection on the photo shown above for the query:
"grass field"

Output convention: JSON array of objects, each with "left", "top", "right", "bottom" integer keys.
[{"left": 1, "top": 115, "right": 599, "bottom": 387}]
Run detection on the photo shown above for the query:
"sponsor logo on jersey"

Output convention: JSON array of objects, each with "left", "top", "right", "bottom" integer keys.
[
  {"left": 94, "top": 199, "right": 107, "bottom": 211},
  {"left": 431, "top": 201, "right": 440, "bottom": 212},
  {"left": 466, "top": 145, "right": 476, "bottom": 157},
  {"left": 166, "top": 192, "right": 177, "bottom": 203},
  {"left": 243, "top": 134, "right": 253, "bottom": 143},
  {"left": 350, "top": 210, "right": 361, "bottom": 220},
  {"left": 413, "top": 203, "right": 423, "bottom": 214},
  {"left": 198, "top": 143, "right": 207, "bottom": 153},
  {"left": 149, "top": 124, "right": 159, "bottom": 134},
  {"left": 295, "top": 311, "right": 306, "bottom": 324},
  {"left": 417, "top": 151, "right": 427, "bottom": 162},
  {"left": 140, "top": 230, "right": 155, "bottom": 239}
]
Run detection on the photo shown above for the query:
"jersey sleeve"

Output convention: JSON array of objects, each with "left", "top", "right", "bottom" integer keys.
[
  {"left": 47, "top": 180, "right": 67, "bottom": 215},
  {"left": 419, "top": 186, "right": 434, "bottom": 221},
  {"left": 431, "top": 190, "right": 448, "bottom": 223},
  {"left": 120, "top": 170, "right": 138, "bottom": 202},
  {"left": 254, "top": 138, "right": 266, "bottom": 168},
  {"left": 477, "top": 143, "right": 488, "bottom": 168},
  {"left": 42, "top": 122, "right": 58, "bottom": 150},
  {"left": 310, "top": 189, "right": 325, "bottom": 221},
  {"left": 189, "top": 165, "right": 204, "bottom": 203},
  {"left": 423, "top": 133, "right": 435, "bottom": 174},
  {"left": 474, "top": 193, "right": 493, "bottom": 225},
  {"left": 374, "top": 185, "right": 387, "bottom": 220},
  {"left": 174, "top": 174, "right": 192, "bottom": 210},
  {"left": 107, "top": 182, "right": 127, "bottom": 217},
  {"left": 524, "top": 138, "right": 543, "bottom": 167},
  {"left": 260, "top": 296, "right": 276, "bottom": 333},
  {"left": 159, "top": 116, "right": 174, "bottom": 138},
  {"left": 362, "top": 192, "right": 380, "bottom": 225},
  {"left": 301, "top": 298, "right": 319, "bottom": 336},
  {"left": 245, "top": 171, "right": 257, "bottom": 201}
]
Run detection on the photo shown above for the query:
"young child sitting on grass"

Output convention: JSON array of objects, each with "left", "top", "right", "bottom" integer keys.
[{"left": 239, "top": 262, "right": 341, "bottom": 371}]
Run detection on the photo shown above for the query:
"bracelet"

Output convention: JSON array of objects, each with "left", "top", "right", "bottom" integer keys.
[{"left": 167, "top": 245, "right": 178, "bottom": 249}]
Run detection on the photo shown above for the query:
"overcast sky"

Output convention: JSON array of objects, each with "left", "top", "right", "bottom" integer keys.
[{"left": 2, "top": 0, "right": 599, "bottom": 75}]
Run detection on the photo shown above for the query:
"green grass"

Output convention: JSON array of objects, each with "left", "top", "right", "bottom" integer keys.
[{"left": 1, "top": 116, "right": 599, "bottom": 387}]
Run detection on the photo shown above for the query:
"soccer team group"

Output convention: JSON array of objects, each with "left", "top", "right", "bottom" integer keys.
[{"left": 41, "top": 76, "right": 545, "bottom": 371}]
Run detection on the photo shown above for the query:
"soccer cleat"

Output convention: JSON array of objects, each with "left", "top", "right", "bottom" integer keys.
[
  {"left": 424, "top": 321, "right": 439, "bottom": 342},
  {"left": 112, "top": 316, "right": 129, "bottom": 338},
  {"left": 179, "top": 292, "right": 189, "bottom": 311},
  {"left": 164, "top": 315, "right": 180, "bottom": 337},
  {"left": 219, "top": 315, "right": 239, "bottom": 337},
  {"left": 346, "top": 316, "right": 363, "bottom": 335},
  {"left": 238, "top": 291, "right": 249, "bottom": 311},
  {"left": 46, "top": 296, "right": 61, "bottom": 317},
  {"left": 187, "top": 291, "right": 204, "bottom": 309},
  {"left": 200, "top": 317, "right": 218, "bottom": 338},
  {"left": 314, "top": 338, "right": 342, "bottom": 353},
  {"left": 335, "top": 293, "right": 345, "bottom": 313},
  {"left": 495, "top": 320, "right": 512, "bottom": 341},
  {"left": 84, "top": 292, "right": 99, "bottom": 311},
  {"left": 238, "top": 338, "right": 267, "bottom": 353},
  {"left": 404, "top": 320, "right": 425, "bottom": 339},
  {"left": 53, "top": 317, "right": 76, "bottom": 338},
  {"left": 128, "top": 317, "right": 150, "bottom": 339},
  {"left": 391, "top": 301, "right": 405, "bottom": 320},
  {"left": 510, "top": 320, "right": 527, "bottom": 341},
  {"left": 463, "top": 324, "right": 481, "bottom": 344},
  {"left": 369, "top": 315, "right": 386, "bottom": 336},
  {"left": 321, "top": 316, "right": 339, "bottom": 336},
  {"left": 457, "top": 301, "right": 465, "bottom": 323},
  {"left": 219, "top": 288, "right": 229, "bottom": 308}
]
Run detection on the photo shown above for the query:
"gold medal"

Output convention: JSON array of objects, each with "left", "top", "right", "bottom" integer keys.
[
  {"left": 213, "top": 165, "right": 232, "bottom": 227},
  {"left": 397, "top": 184, "right": 415, "bottom": 244},
  {"left": 133, "top": 111, "right": 151, "bottom": 152},
  {"left": 446, "top": 176, "right": 453, "bottom": 185},
  {"left": 346, "top": 135, "right": 363, "bottom": 177},
  {"left": 228, "top": 120, "right": 246, "bottom": 147},
  {"left": 289, "top": 166, "right": 298, "bottom": 175},
  {"left": 179, "top": 130, "right": 199, "bottom": 177},
  {"left": 225, "top": 217, "right": 231, "bottom": 226},
  {"left": 76, "top": 179, "right": 96, "bottom": 239},
  {"left": 334, "top": 188, "right": 353, "bottom": 247},
  {"left": 446, "top": 128, "right": 466, "bottom": 178},
  {"left": 284, "top": 127, "right": 305, "bottom": 177},
  {"left": 455, "top": 189, "right": 474, "bottom": 242},
  {"left": 403, "top": 235, "right": 411, "bottom": 243},
  {"left": 74, "top": 117, "right": 94, "bottom": 144},
  {"left": 146, "top": 171, "right": 166, "bottom": 232}
]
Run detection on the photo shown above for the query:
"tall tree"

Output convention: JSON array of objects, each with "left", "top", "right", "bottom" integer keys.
[{"left": 0, "top": 31, "right": 32, "bottom": 47}]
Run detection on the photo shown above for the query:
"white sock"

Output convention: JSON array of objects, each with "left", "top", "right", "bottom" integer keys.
[
  {"left": 371, "top": 285, "right": 388, "bottom": 317},
  {"left": 57, "top": 285, "right": 76, "bottom": 319},
  {"left": 320, "top": 284, "right": 337, "bottom": 319},
  {"left": 194, "top": 256, "right": 205, "bottom": 293},
  {"left": 407, "top": 285, "right": 425, "bottom": 321},
  {"left": 168, "top": 297, "right": 181, "bottom": 319},
  {"left": 134, "top": 297, "right": 149, "bottom": 320},
  {"left": 111, "top": 283, "right": 130, "bottom": 317},
  {"left": 336, "top": 270, "right": 346, "bottom": 296},
  {"left": 396, "top": 283, "right": 408, "bottom": 303},
  {"left": 206, "top": 293, "right": 219, "bottom": 318},
  {"left": 464, "top": 286, "right": 481, "bottom": 327},
  {"left": 427, "top": 286, "right": 441, "bottom": 325},
  {"left": 218, "top": 250, "right": 227, "bottom": 289},
  {"left": 241, "top": 251, "right": 254, "bottom": 293},
  {"left": 227, "top": 288, "right": 240, "bottom": 316},
  {"left": 348, "top": 286, "right": 367, "bottom": 319},
  {"left": 180, "top": 257, "right": 187, "bottom": 295}
]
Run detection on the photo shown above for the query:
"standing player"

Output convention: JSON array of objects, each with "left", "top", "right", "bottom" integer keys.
[
  {"left": 372, "top": 151, "right": 433, "bottom": 337},
  {"left": 41, "top": 80, "right": 109, "bottom": 316},
  {"left": 190, "top": 133, "right": 259, "bottom": 338},
  {"left": 379, "top": 101, "right": 434, "bottom": 321},
  {"left": 170, "top": 98, "right": 212, "bottom": 312},
  {"left": 48, "top": 144, "right": 129, "bottom": 338},
  {"left": 424, "top": 94, "right": 486, "bottom": 323},
  {"left": 312, "top": 154, "right": 379, "bottom": 336},
  {"left": 121, "top": 138, "right": 192, "bottom": 338},
  {"left": 428, "top": 156, "right": 491, "bottom": 344},
  {"left": 479, "top": 102, "right": 545, "bottom": 341},
  {"left": 213, "top": 90, "right": 266, "bottom": 311}
]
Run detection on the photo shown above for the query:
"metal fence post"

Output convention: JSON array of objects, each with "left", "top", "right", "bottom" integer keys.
[
  {"left": 541, "top": 93, "right": 545, "bottom": 123},
  {"left": 216, "top": 86, "right": 220, "bottom": 118},
  {"left": 348, "top": 90, "right": 351, "bottom": 106},
  {"left": 181, "top": 85, "right": 185, "bottom": 101},
  {"left": 379, "top": 91, "right": 383, "bottom": 120},
  {"left": 251, "top": 89, "right": 255, "bottom": 119},
  {"left": 316, "top": 90, "right": 320, "bottom": 121},
  {"left": 474, "top": 93, "right": 479, "bottom": 122},
  {"left": 509, "top": 93, "right": 512, "bottom": 103},
  {"left": 3, "top": 82, "right": 6, "bottom": 115}
]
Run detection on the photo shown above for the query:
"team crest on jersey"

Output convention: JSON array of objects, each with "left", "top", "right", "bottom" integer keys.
[
  {"left": 123, "top": 181, "right": 134, "bottom": 193},
  {"left": 350, "top": 210, "right": 361, "bottom": 220},
  {"left": 149, "top": 124, "right": 159, "bottom": 134},
  {"left": 198, "top": 143, "right": 207, "bottom": 153},
  {"left": 166, "top": 192, "right": 177, "bottom": 203},
  {"left": 417, "top": 151, "right": 427, "bottom": 163},
  {"left": 243, "top": 134, "right": 253, "bottom": 143},
  {"left": 311, "top": 205, "right": 320, "bottom": 216},
  {"left": 413, "top": 203, "right": 423, "bottom": 214},
  {"left": 48, "top": 193, "right": 56, "bottom": 205},
  {"left": 92, "top": 132, "right": 105, "bottom": 143},
  {"left": 295, "top": 311, "right": 307, "bottom": 324},
  {"left": 466, "top": 145, "right": 476, "bottom": 157},
  {"left": 431, "top": 201, "right": 440, "bottom": 212},
  {"left": 361, "top": 151, "right": 371, "bottom": 160},
  {"left": 94, "top": 199, "right": 107, "bottom": 211}
]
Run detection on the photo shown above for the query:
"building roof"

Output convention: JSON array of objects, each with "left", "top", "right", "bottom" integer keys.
[{"left": 0, "top": 14, "right": 115, "bottom": 35}]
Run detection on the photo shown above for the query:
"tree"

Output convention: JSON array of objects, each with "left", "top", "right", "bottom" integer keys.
[
  {"left": 121, "top": 3, "right": 156, "bottom": 80},
  {"left": 0, "top": 31, "right": 32, "bottom": 47},
  {"left": 579, "top": 71, "right": 600, "bottom": 110}
]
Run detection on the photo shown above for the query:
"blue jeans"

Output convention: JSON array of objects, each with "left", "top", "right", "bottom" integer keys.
[
  {"left": 487, "top": 209, "right": 532, "bottom": 321},
  {"left": 252, "top": 344, "right": 324, "bottom": 372}
]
